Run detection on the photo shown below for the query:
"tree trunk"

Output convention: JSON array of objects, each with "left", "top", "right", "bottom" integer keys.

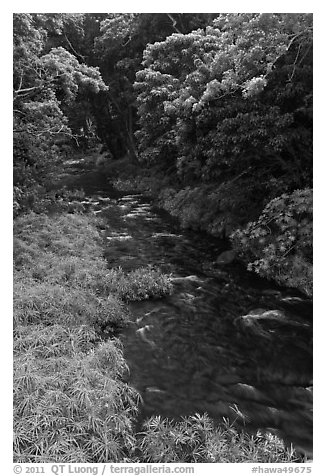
[{"left": 125, "top": 105, "right": 139, "bottom": 164}]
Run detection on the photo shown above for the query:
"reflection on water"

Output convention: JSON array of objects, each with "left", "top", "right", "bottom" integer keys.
[{"left": 64, "top": 165, "right": 313, "bottom": 455}]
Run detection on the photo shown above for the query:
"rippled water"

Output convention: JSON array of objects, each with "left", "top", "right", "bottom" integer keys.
[{"left": 64, "top": 164, "right": 313, "bottom": 456}]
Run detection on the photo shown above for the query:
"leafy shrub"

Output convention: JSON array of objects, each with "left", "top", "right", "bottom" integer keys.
[
  {"left": 139, "top": 414, "right": 300, "bottom": 463},
  {"left": 231, "top": 189, "right": 312, "bottom": 296},
  {"left": 159, "top": 178, "right": 265, "bottom": 238}
]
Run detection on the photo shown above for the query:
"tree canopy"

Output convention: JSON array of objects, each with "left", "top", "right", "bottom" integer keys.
[
  {"left": 135, "top": 13, "right": 312, "bottom": 187},
  {"left": 13, "top": 14, "right": 107, "bottom": 195}
]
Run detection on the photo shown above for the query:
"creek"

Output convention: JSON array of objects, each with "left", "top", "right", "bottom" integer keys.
[{"left": 64, "top": 162, "right": 313, "bottom": 456}]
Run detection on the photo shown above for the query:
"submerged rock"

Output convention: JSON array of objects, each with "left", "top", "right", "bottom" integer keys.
[
  {"left": 136, "top": 325, "right": 156, "bottom": 348},
  {"left": 235, "top": 308, "right": 312, "bottom": 342},
  {"left": 170, "top": 275, "right": 203, "bottom": 284},
  {"left": 215, "top": 250, "right": 236, "bottom": 264},
  {"left": 145, "top": 386, "right": 167, "bottom": 395},
  {"left": 262, "top": 289, "right": 282, "bottom": 298},
  {"left": 239, "top": 308, "right": 309, "bottom": 327},
  {"left": 242, "top": 309, "right": 286, "bottom": 321}
]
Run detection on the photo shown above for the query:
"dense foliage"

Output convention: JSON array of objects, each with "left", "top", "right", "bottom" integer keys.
[
  {"left": 13, "top": 14, "right": 107, "bottom": 213},
  {"left": 13, "top": 12, "right": 313, "bottom": 463},
  {"left": 92, "top": 13, "right": 218, "bottom": 160},
  {"left": 14, "top": 14, "right": 312, "bottom": 248},
  {"left": 132, "top": 13, "right": 312, "bottom": 293},
  {"left": 135, "top": 14, "right": 312, "bottom": 187}
]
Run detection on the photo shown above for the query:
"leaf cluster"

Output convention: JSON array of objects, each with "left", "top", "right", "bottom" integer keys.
[
  {"left": 231, "top": 189, "right": 312, "bottom": 296},
  {"left": 139, "top": 414, "right": 300, "bottom": 463}
]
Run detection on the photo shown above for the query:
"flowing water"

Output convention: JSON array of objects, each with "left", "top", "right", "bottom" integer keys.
[{"left": 63, "top": 162, "right": 313, "bottom": 456}]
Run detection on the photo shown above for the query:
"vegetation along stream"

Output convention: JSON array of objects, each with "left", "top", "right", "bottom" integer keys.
[
  {"left": 67, "top": 161, "right": 313, "bottom": 457},
  {"left": 13, "top": 13, "right": 313, "bottom": 463}
]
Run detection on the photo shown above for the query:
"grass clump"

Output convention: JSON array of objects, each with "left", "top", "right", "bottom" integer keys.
[
  {"left": 102, "top": 266, "right": 173, "bottom": 302},
  {"left": 139, "top": 414, "right": 302, "bottom": 463}
]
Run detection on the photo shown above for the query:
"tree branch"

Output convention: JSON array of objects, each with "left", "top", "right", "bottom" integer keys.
[
  {"left": 63, "top": 30, "right": 86, "bottom": 61},
  {"left": 286, "top": 27, "right": 313, "bottom": 52},
  {"left": 166, "top": 14, "right": 182, "bottom": 34},
  {"left": 13, "top": 125, "right": 81, "bottom": 146},
  {"left": 13, "top": 86, "right": 41, "bottom": 98},
  {"left": 288, "top": 42, "right": 302, "bottom": 82}
]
